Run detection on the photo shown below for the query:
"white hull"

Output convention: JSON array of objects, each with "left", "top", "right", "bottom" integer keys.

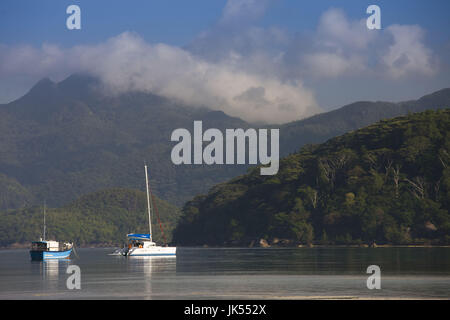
[{"left": 127, "top": 246, "right": 176, "bottom": 256}]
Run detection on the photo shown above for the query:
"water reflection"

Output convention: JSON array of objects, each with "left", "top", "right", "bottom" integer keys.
[
  {"left": 1, "top": 248, "right": 448, "bottom": 299},
  {"left": 175, "top": 247, "right": 450, "bottom": 276},
  {"left": 30, "top": 259, "right": 64, "bottom": 279},
  {"left": 43, "top": 260, "right": 60, "bottom": 280},
  {"left": 29, "top": 259, "right": 72, "bottom": 294},
  {"left": 124, "top": 256, "right": 177, "bottom": 298},
  {"left": 125, "top": 256, "right": 177, "bottom": 278}
]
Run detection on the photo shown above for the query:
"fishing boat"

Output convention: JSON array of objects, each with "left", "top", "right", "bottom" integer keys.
[
  {"left": 121, "top": 165, "right": 176, "bottom": 257},
  {"left": 29, "top": 204, "right": 73, "bottom": 261}
]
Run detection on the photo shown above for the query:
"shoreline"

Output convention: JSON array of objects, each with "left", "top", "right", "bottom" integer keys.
[{"left": 1, "top": 243, "right": 450, "bottom": 250}]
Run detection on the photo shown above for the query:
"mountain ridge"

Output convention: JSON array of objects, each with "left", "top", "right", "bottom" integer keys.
[{"left": 0, "top": 74, "right": 449, "bottom": 209}]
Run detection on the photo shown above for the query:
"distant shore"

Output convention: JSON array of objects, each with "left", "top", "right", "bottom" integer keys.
[
  {"left": 1, "top": 242, "right": 450, "bottom": 250},
  {"left": 0, "top": 242, "right": 121, "bottom": 250}
]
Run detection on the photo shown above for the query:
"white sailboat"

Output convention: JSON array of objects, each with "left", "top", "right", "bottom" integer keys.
[{"left": 122, "top": 165, "right": 176, "bottom": 257}]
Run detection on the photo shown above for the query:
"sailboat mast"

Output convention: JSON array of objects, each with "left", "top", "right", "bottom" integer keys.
[
  {"left": 43, "top": 201, "right": 46, "bottom": 241},
  {"left": 144, "top": 165, "right": 153, "bottom": 242}
]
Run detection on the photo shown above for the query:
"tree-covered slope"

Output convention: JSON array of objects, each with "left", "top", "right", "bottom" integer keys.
[
  {"left": 279, "top": 88, "right": 450, "bottom": 155},
  {"left": 173, "top": 109, "right": 450, "bottom": 246},
  {"left": 0, "top": 188, "right": 180, "bottom": 247},
  {"left": 1, "top": 74, "right": 448, "bottom": 210},
  {"left": 0, "top": 74, "right": 251, "bottom": 209}
]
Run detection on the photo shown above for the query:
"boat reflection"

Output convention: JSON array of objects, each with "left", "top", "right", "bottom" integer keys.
[
  {"left": 30, "top": 259, "right": 68, "bottom": 279},
  {"left": 125, "top": 256, "right": 176, "bottom": 298},
  {"left": 43, "top": 259, "right": 60, "bottom": 280},
  {"left": 30, "top": 259, "right": 72, "bottom": 293},
  {"left": 126, "top": 255, "right": 176, "bottom": 274}
]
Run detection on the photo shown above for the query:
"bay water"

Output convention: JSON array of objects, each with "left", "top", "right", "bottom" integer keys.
[{"left": 0, "top": 247, "right": 449, "bottom": 299}]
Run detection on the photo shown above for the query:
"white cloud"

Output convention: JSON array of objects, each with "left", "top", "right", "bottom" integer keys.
[
  {"left": 316, "top": 8, "right": 373, "bottom": 51},
  {"left": 302, "top": 52, "right": 366, "bottom": 79},
  {"left": 295, "top": 8, "right": 437, "bottom": 80},
  {"left": 0, "top": 32, "right": 319, "bottom": 124},
  {"left": 382, "top": 24, "right": 437, "bottom": 78},
  {"left": 0, "top": 2, "right": 441, "bottom": 118},
  {"left": 220, "top": 0, "right": 272, "bottom": 26},
  {"left": 189, "top": 6, "right": 438, "bottom": 83},
  {"left": 84, "top": 33, "right": 319, "bottom": 124},
  {"left": 0, "top": 43, "right": 65, "bottom": 77}
]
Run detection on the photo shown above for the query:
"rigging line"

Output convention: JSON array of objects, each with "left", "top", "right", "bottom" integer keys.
[
  {"left": 150, "top": 189, "right": 168, "bottom": 245},
  {"left": 72, "top": 243, "right": 80, "bottom": 260},
  {"left": 146, "top": 174, "right": 168, "bottom": 245}
]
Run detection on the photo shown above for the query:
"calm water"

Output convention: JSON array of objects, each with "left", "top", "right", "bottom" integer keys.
[{"left": 0, "top": 247, "right": 449, "bottom": 299}]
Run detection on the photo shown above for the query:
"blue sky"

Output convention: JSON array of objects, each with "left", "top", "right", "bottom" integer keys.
[
  {"left": 0, "top": 1, "right": 225, "bottom": 47},
  {"left": 1, "top": 0, "right": 449, "bottom": 123},
  {"left": 1, "top": 0, "right": 449, "bottom": 46}
]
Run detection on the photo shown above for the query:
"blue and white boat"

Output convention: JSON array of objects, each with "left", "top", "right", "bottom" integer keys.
[
  {"left": 29, "top": 204, "right": 73, "bottom": 261},
  {"left": 119, "top": 165, "right": 176, "bottom": 257},
  {"left": 30, "top": 240, "right": 73, "bottom": 260}
]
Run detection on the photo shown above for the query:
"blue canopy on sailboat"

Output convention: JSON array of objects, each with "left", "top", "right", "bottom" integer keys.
[{"left": 127, "top": 233, "right": 151, "bottom": 240}]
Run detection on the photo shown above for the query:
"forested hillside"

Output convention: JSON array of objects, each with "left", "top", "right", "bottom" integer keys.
[
  {"left": 0, "top": 75, "right": 250, "bottom": 208},
  {"left": 1, "top": 74, "right": 448, "bottom": 209},
  {"left": 173, "top": 109, "right": 450, "bottom": 246},
  {"left": 0, "top": 188, "right": 180, "bottom": 247}
]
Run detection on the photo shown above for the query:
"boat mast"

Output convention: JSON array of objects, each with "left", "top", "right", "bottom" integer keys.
[
  {"left": 43, "top": 201, "right": 46, "bottom": 241},
  {"left": 144, "top": 164, "right": 153, "bottom": 242}
]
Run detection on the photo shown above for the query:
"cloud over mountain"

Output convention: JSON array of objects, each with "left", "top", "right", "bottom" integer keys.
[{"left": 0, "top": 1, "right": 444, "bottom": 123}]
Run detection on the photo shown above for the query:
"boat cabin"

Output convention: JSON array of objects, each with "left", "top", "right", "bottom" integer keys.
[
  {"left": 128, "top": 240, "right": 156, "bottom": 249},
  {"left": 31, "top": 240, "right": 72, "bottom": 252},
  {"left": 126, "top": 233, "right": 155, "bottom": 249}
]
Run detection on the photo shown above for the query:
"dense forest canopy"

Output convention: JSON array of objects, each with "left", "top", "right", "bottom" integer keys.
[
  {"left": 173, "top": 109, "right": 450, "bottom": 246},
  {"left": 0, "top": 188, "right": 180, "bottom": 247},
  {"left": 1, "top": 75, "right": 448, "bottom": 209}
]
